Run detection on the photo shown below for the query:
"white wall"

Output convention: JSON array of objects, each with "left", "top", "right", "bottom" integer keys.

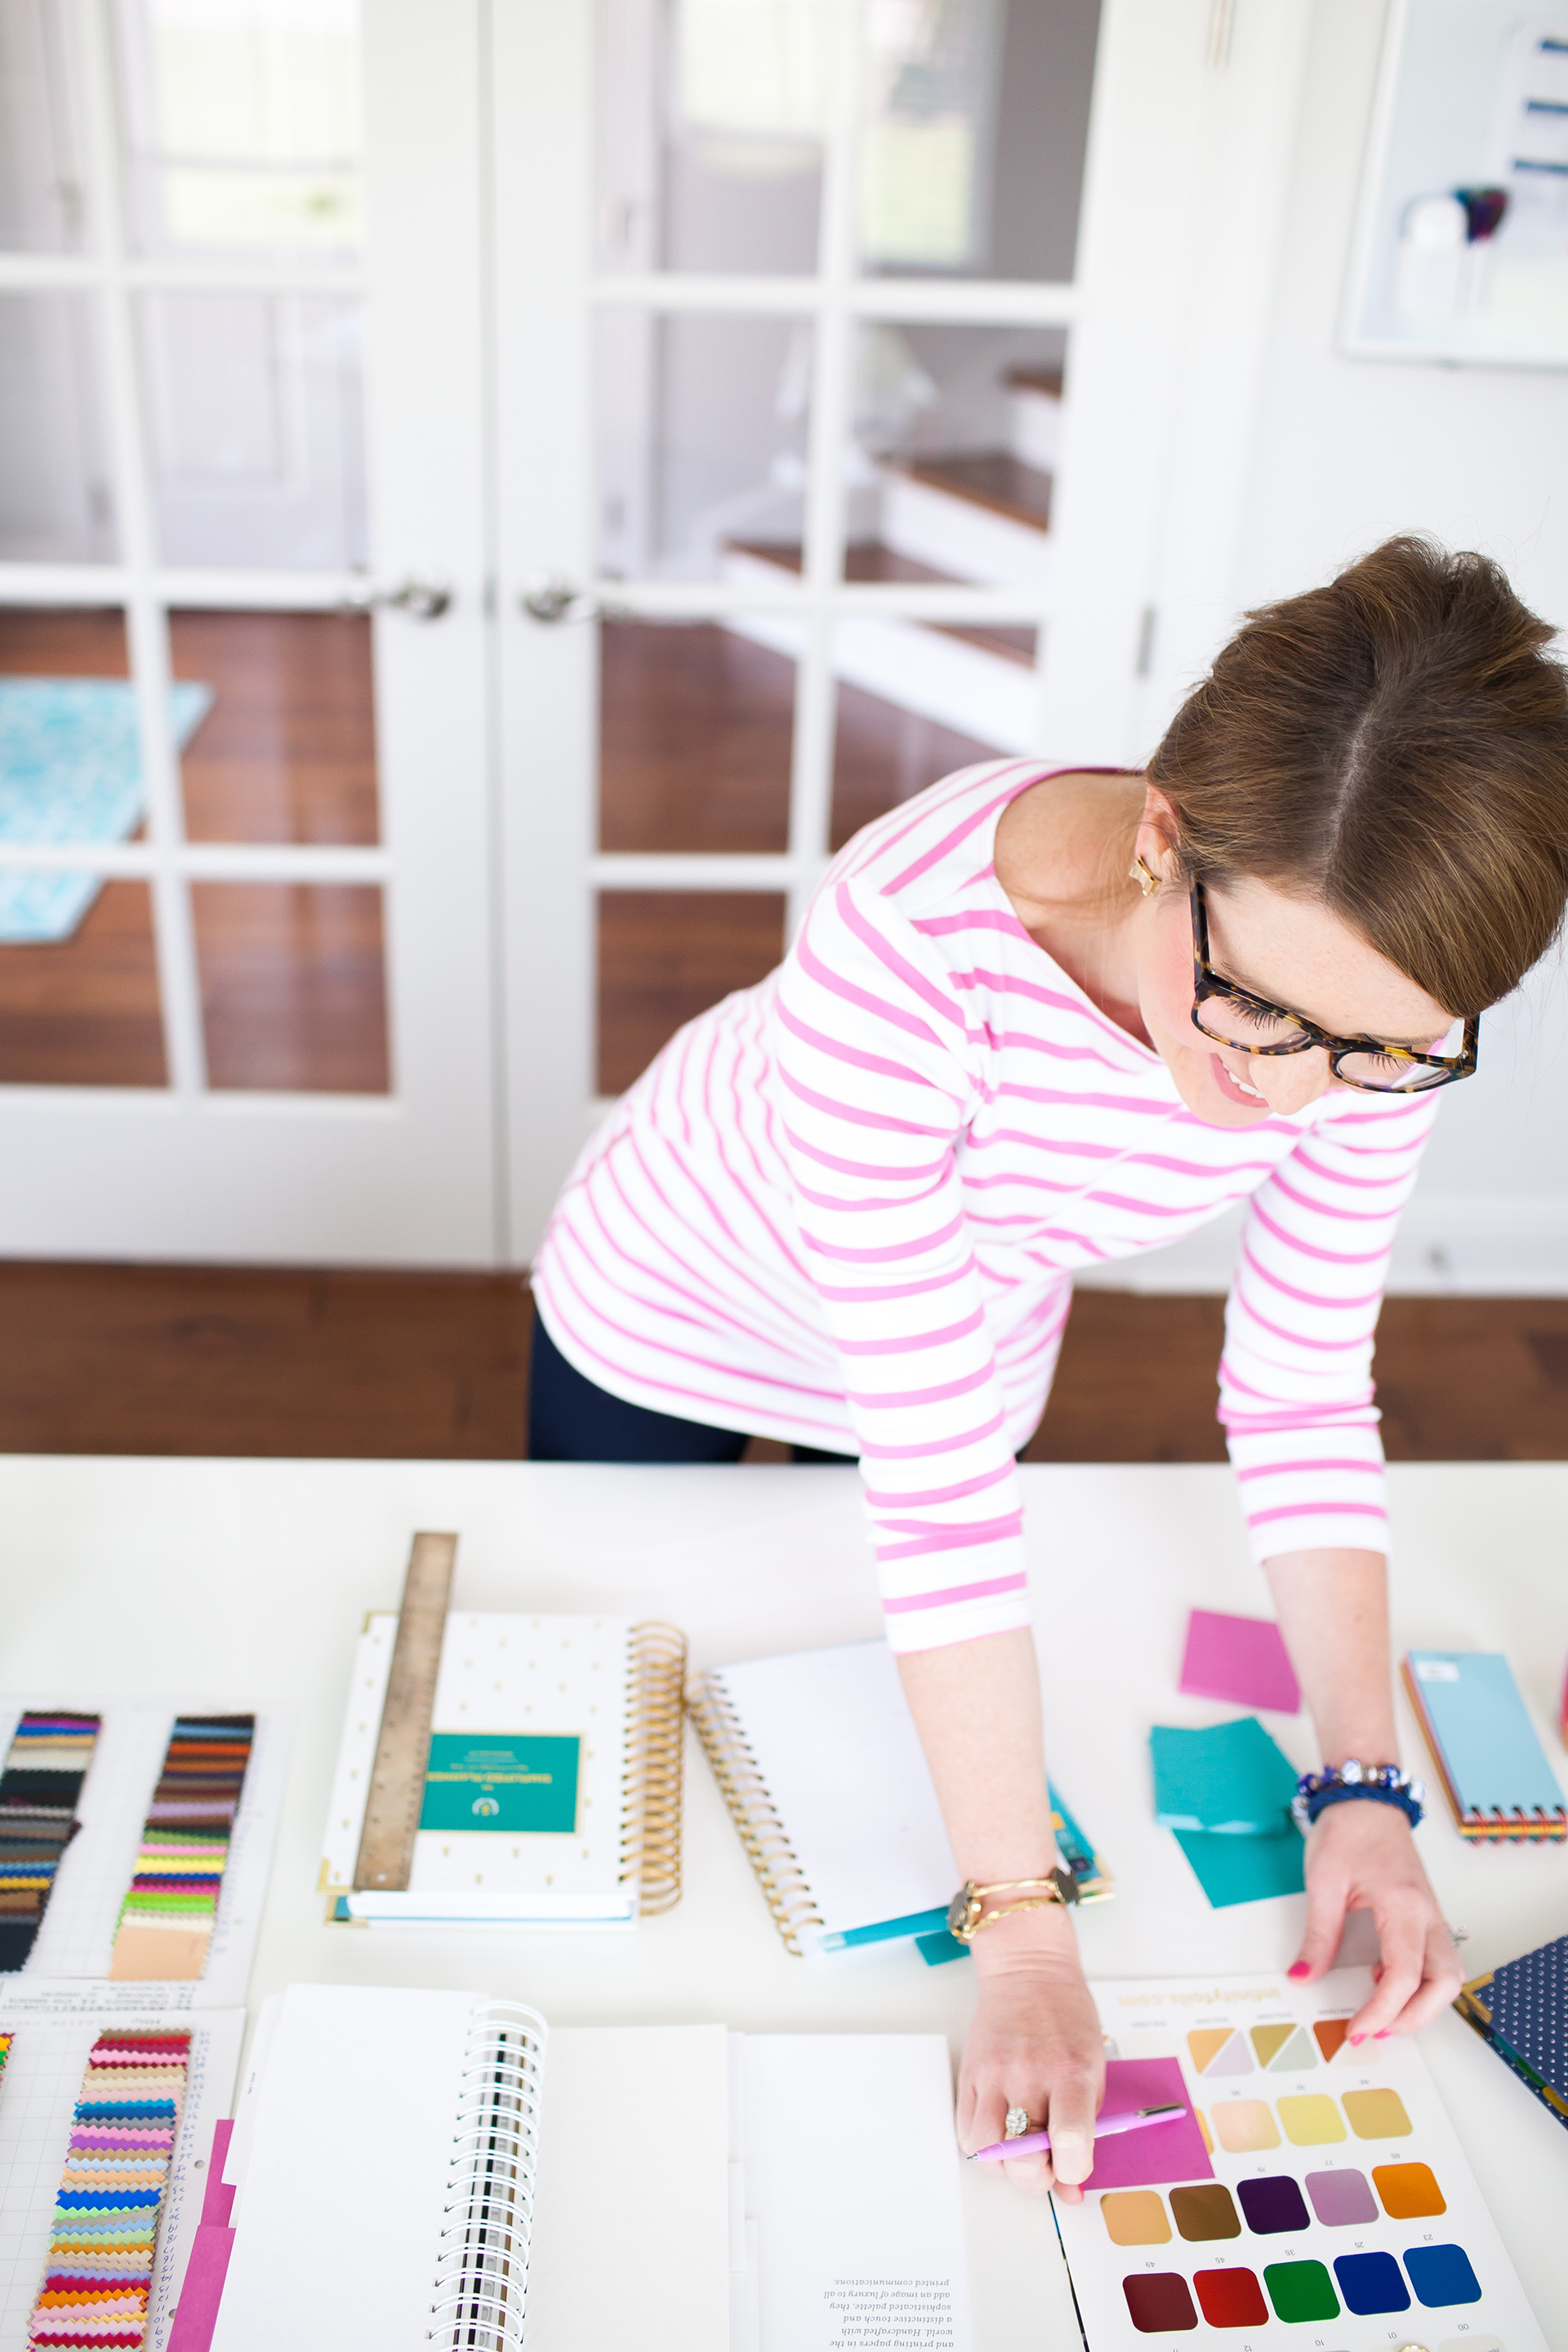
[{"left": 1093, "top": 0, "right": 1568, "bottom": 1297}]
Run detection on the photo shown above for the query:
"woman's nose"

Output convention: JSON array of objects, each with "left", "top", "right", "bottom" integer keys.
[{"left": 1253, "top": 1049, "right": 1332, "bottom": 1112}]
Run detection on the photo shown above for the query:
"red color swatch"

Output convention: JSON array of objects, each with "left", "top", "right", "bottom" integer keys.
[{"left": 1195, "top": 2268, "right": 1270, "bottom": 2327}]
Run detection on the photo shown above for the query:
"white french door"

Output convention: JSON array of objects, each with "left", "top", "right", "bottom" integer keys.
[
  {"left": 0, "top": 0, "right": 499, "bottom": 1263},
  {"left": 490, "top": 0, "right": 1314, "bottom": 1259}
]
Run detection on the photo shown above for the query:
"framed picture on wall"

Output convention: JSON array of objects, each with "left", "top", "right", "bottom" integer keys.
[{"left": 1343, "top": 0, "right": 1568, "bottom": 368}]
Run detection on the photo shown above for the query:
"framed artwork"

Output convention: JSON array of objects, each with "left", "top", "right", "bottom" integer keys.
[{"left": 1343, "top": 0, "right": 1568, "bottom": 368}]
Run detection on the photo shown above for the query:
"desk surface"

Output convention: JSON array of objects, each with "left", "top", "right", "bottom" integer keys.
[{"left": 3, "top": 1458, "right": 1566, "bottom": 2347}]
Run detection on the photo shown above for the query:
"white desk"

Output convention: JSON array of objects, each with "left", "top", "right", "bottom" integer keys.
[{"left": 2, "top": 1459, "right": 1566, "bottom": 2346}]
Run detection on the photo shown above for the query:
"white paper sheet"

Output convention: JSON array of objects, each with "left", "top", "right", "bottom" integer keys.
[
  {"left": 0, "top": 2003, "right": 244, "bottom": 2352},
  {"left": 741, "top": 2034, "right": 973, "bottom": 2352},
  {"left": 713, "top": 1642, "right": 957, "bottom": 1940}
]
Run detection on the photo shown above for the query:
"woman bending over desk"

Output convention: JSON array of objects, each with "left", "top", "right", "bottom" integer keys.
[{"left": 530, "top": 537, "right": 1568, "bottom": 2197}]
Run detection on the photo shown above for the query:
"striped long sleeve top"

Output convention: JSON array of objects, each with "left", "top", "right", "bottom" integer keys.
[{"left": 533, "top": 760, "right": 1437, "bottom": 1652}]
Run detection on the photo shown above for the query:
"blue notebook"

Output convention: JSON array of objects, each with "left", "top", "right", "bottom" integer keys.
[
  {"left": 1402, "top": 1650, "right": 1566, "bottom": 1842},
  {"left": 1457, "top": 1934, "right": 1568, "bottom": 2132}
]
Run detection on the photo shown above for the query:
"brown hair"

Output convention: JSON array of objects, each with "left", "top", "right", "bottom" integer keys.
[{"left": 1148, "top": 536, "right": 1568, "bottom": 1015}]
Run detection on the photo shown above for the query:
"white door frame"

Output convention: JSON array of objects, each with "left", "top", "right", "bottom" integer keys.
[
  {"left": 490, "top": 0, "right": 1312, "bottom": 1263},
  {"left": 0, "top": 0, "right": 501, "bottom": 1267}
]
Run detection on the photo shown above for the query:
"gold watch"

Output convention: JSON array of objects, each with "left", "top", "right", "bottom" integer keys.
[{"left": 947, "top": 1866, "right": 1081, "bottom": 1943}]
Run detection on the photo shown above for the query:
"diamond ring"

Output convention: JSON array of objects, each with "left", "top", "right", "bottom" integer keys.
[{"left": 1004, "top": 2106, "right": 1032, "bottom": 2139}]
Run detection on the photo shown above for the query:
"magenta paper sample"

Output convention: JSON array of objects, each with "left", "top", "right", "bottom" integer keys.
[
  {"left": 167, "top": 2119, "right": 236, "bottom": 2352},
  {"left": 1179, "top": 1608, "right": 1300, "bottom": 1713},
  {"left": 1081, "top": 2058, "right": 1213, "bottom": 2189}
]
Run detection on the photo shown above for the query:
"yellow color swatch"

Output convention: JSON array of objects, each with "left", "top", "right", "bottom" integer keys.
[
  {"left": 1213, "top": 2099, "right": 1280, "bottom": 2154},
  {"left": 1343, "top": 2088, "right": 1413, "bottom": 2140},
  {"left": 1101, "top": 2190, "right": 1170, "bottom": 2246},
  {"left": 1277, "top": 2094, "right": 1346, "bottom": 2145},
  {"left": 1250, "top": 2024, "right": 1294, "bottom": 2068},
  {"left": 1195, "top": 2105, "right": 1213, "bottom": 2155},
  {"left": 1187, "top": 2028, "right": 1233, "bottom": 2074}
]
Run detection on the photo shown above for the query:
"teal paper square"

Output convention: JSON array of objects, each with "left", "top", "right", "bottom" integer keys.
[
  {"left": 418, "top": 1733, "right": 581, "bottom": 1834},
  {"left": 1174, "top": 1824, "right": 1305, "bottom": 1908}
]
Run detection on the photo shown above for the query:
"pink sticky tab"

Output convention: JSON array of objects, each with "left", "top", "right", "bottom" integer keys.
[
  {"left": 1082, "top": 2059, "right": 1213, "bottom": 2190},
  {"left": 1179, "top": 1608, "right": 1300, "bottom": 1713},
  {"left": 199, "top": 2119, "right": 235, "bottom": 2230},
  {"left": 167, "top": 2225, "right": 234, "bottom": 2352}
]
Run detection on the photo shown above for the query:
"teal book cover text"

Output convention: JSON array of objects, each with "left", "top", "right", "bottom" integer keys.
[{"left": 419, "top": 1732, "right": 581, "bottom": 1834}]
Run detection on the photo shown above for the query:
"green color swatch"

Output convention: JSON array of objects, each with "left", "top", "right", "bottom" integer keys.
[
  {"left": 1263, "top": 2261, "right": 1339, "bottom": 2323},
  {"left": 419, "top": 1732, "right": 581, "bottom": 1834}
]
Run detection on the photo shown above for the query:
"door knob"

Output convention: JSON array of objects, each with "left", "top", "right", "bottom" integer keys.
[
  {"left": 519, "top": 574, "right": 602, "bottom": 625},
  {"left": 338, "top": 575, "right": 453, "bottom": 621}
]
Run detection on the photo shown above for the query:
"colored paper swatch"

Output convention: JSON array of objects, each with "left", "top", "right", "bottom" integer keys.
[
  {"left": 1173, "top": 1826, "right": 1305, "bottom": 1908},
  {"left": 26, "top": 2026, "right": 192, "bottom": 2351},
  {"left": 1187, "top": 2027, "right": 1250, "bottom": 2078},
  {"left": 1169, "top": 2184, "right": 1239, "bottom": 2242},
  {"left": 109, "top": 1716, "right": 254, "bottom": 1982},
  {"left": 1084, "top": 2059, "right": 1212, "bottom": 2189},
  {"left": 1152, "top": 1717, "right": 1299, "bottom": 1834},
  {"left": 1278, "top": 2094, "right": 1346, "bottom": 2145},
  {"left": 1306, "top": 2167, "right": 1378, "bottom": 2225},
  {"left": 1194, "top": 2266, "right": 1267, "bottom": 2327},
  {"left": 1402, "top": 1650, "right": 1566, "bottom": 1842},
  {"left": 1101, "top": 2190, "right": 1169, "bottom": 2246},
  {"left": 1343, "top": 2087, "right": 1411, "bottom": 2139},
  {"left": 1121, "top": 2273, "right": 1196, "bottom": 2332},
  {"left": 0, "top": 1712, "right": 100, "bottom": 1973},
  {"left": 1212, "top": 2099, "right": 1280, "bottom": 2154},
  {"left": 1179, "top": 1610, "right": 1300, "bottom": 1713},
  {"left": 166, "top": 2119, "right": 237, "bottom": 2352},
  {"left": 1264, "top": 2259, "right": 1339, "bottom": 2322}
]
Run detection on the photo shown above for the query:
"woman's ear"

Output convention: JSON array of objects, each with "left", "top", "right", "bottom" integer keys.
[{"left": 1137, "top": 785, "right": 1183, "bottom": 883}]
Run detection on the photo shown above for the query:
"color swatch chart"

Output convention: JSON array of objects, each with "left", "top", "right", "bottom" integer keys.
[
  {"left": 0, "top": 2008, "right": 243, "bottom": 2352},
  {"left": 109, "top": 1719, "right": 254, "bottom": 1985},
  {"left": 0, "top": 1719, "right": 100, "bottom": 1976},
  {"left": 1053, "top": 1971, "right": 1545, "bottom": 2350}
]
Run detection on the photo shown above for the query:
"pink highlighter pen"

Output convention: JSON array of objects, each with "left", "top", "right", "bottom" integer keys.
[{"left": 971, "top": 2101, "right": 1186, "bottom": 2163}]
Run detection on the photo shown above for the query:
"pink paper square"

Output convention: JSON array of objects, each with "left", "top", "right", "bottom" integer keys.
[
  {"left": 1179, "top": 1608, "right": 1300, "bottom": 1713},
  {"left": 1081, "top": 2058, "right": 1213, "bottom": 2189}
]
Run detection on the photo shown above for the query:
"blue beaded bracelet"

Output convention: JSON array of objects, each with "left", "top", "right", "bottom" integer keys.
[{"left": 1291, "top": 1760, "right": 1425, "bottom": 1832}]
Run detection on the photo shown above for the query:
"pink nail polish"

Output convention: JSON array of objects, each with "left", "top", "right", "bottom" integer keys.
[
  {"left": 1286, "top": 1962, "right": 1310, "bottom": 1980},
  {"left": 1374, "top": 2030, "right": 1390, "bottom": 2040},
  {"left": 1349, "top": 2034, "right": 1365, "bottom": 2047}
]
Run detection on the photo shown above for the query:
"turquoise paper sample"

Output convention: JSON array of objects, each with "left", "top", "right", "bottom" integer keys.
[
  {"left": 418, "top": 1732, "right": 581, "bottom": 1833},
  {"left": 1174, "top": 1826, "right": 1305, "bottom": 1908},
  {"left": 1151, "top": 1717, "right": 1299, "bottom": 1834}
]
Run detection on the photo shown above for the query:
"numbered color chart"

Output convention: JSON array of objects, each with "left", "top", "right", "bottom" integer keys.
[{"left": 1053, "top": 1971, "right": 1544, "bottom": 2351}]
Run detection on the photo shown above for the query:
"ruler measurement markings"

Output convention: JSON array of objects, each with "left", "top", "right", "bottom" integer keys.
[{"left": 352, "top": 1530, "right": 458, "bottom": 1892}]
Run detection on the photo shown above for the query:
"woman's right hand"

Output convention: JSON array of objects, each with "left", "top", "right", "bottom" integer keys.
[{"left": 956, "top": 1905, "right": 1105, "bottom": 2198}]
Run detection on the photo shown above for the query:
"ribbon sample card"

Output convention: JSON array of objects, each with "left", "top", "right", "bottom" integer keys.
[
  {"left": 1051, "top": 1970, "right": 1546, "bottom": 2350},
  {"left": 109, "top": 1720, "right": 256, "bottom": 1984},
  {"left": 0, "top": 1716, "right": 101, "bottom": 1974}
]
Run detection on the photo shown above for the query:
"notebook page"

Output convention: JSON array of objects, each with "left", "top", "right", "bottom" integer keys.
[
  {"left": 715, "top": 1643, "right": 956, "bottom": 1937},
  {"left": 1408, "top": 1652, "right": 1566, "bottom": 1816},
  {"left": 210, "top": 1984, "right": 475, "bottom": 2352},
  {"left": 524, "top": 2024, "right": 731, "bottom": 2351},
  {"left": 740, "top": 2035, "right": 973, "bottom": 2352}
]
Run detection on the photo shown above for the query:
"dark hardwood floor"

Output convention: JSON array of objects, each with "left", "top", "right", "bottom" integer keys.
[{"left": 0, "top": 1267, "right": 1561, "bottom": 1464}]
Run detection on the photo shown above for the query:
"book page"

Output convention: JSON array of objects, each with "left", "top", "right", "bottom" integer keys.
[
  {"left": 210, "top": 1984, "right": 475, "bottom": 2352},
  {"left": 741, "top": 2034, "right": 973, "bottom": 2352},
  {"left": 715, "top": 1644, "right": 956, "bottom": 1938},
  {"left": 524, "top": 2023, "right": 731, "bottom": 2351}
]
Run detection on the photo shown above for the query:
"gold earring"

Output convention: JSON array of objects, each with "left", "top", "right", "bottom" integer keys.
[{"left": 1129, "top": 854, "right": 1160, "bottom": 898}]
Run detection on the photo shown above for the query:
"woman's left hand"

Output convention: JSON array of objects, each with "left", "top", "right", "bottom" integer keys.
[{"left": 1287, "top": 1799, "right": 1463, "bottom": 2042}]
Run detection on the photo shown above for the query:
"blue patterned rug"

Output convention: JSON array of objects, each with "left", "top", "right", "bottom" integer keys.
[{"left": 0, "top": 677, "right": 214, "bottom": 943}]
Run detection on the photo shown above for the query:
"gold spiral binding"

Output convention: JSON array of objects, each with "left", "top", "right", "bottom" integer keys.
[
  {"left": 622, "top": 1622, "right": 688, "bottom": 1914},
  {"left": 686, "top": 1672, "right": 823, "bottom": 1958}
]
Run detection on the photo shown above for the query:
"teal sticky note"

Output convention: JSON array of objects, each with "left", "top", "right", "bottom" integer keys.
[
  {"left": 418, "top": 1733, "right": 580, "bottom": 1834},
  {"left": 1175, "top": 1826, "right": 1305, "bottom": 1908},
  {"left": 1151, "top": 1717, "right": 1298, "bottom": 1834}
]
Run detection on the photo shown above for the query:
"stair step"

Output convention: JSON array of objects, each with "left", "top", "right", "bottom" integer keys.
[
  {"left": 725, "top": 539, "right": 1036, "bottom": 667},
  {"left": 895, "top": 451, "right": 1054, "bottom": 533}
]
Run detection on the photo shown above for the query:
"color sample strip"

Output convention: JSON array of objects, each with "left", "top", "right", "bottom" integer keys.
[
  {"left": 109, "top": 1717, "right": 254, "bottom": 1983},
  {"left": 26, "top": 2027, "right": 192, "bottom": 2351},
  {"left": 0, "top": 1713, "right": 101, "bottom": 1973},
  {"left": 0, "top": 2029, "right": 11, "bottom": 2079}
]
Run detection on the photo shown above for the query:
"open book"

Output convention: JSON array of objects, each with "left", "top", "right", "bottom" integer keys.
[
  {"left": 689, "top": 1638, "right": 1111, "bottom": 1959},
  {"left": 193, "top": 1983, "right": 972, "bottom": 2352},
  {"left": 320, "top": 1614, "right": 685, "bottom": 1925}
]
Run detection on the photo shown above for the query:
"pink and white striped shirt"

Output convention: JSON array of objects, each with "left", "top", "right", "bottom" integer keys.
[{"left": 534, "top": 760, "right": 1437, "bottom": 1653}]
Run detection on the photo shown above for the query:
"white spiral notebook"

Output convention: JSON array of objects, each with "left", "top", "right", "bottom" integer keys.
[
  {"left": 198, "top": 1983, "right": 973, "bottom": 2352},
  {"left": 319, "top": 1613, "right": 685, "bottom": 1926}
]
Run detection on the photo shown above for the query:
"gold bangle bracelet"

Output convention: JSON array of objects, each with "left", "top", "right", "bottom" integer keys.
[{"left": 947, "top": 1866, "right": 1080, "bottom": 1944}]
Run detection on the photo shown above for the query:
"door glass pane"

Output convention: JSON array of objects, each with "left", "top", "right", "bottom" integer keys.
[
  {"left": 0, "top": 295, "right": 117, "bottom": 560},
  {"left": 600, "top": 618, "right": 792, "bottom": 853},
  {"left": 597, "top": 890, "right": 784, "bottom": 1095},
  {"left": 137, "top": 292, "right": 368, "bottom": 568},
  {"left": 859, "top": 0, "right": 1100, "bottom": 280},
  {"left": 598, "top": 0, "right": 827, "bottom": 277},
  {"left": 175, "top": 610, "right": 379, "bottom": 844},
  {"left": 0, "top": 608, "right": 166, "bottom": 1086},
  {"left": 0, "top": 0, "right": 87, "bottom": 252},
  {"left": 115, "top": 0, "right": 363, "bottom": 258},
  {"left": 832, "top": 663, "right": 997, "bottom": 849},
  {"left": 193, "top": 881, "right": 388, "bottom": 1092},
  {"left": 598, "top": 310, "right": 811, "bottom": 578}
]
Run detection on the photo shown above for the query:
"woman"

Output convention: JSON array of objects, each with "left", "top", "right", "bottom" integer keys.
[{"left": 531, "top": 538, "right": 1568, "bottom": 2196}]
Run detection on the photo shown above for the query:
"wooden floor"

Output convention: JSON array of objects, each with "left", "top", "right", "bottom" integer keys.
[{"left": 0, "top": 1265, "right": 1561, "bottom": 1464}]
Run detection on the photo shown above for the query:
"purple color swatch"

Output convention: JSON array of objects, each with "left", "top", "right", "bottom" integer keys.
[
  {"left": 1306, "top": 2167, "right": 1378, "bottom": 2226},
  {"left": 1238, "top": 2174, "right": 1310, "bottom": 2234},
  {"left": 1082, "top": 2058, "right": 1214, "bottom": 2189},
  {"left": 1180, "top": 1609, "right": 1301, "bottom": 1713}
]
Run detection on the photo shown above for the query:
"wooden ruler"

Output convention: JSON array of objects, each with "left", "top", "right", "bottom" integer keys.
[{"left": 351, "top": 1530, "right": 457, "bottom": 1893}]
